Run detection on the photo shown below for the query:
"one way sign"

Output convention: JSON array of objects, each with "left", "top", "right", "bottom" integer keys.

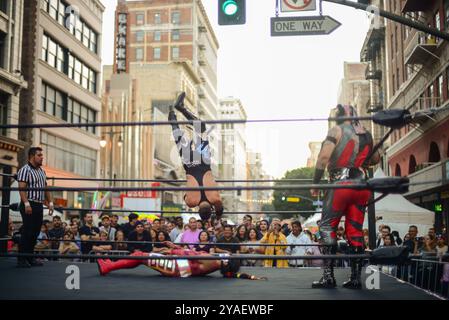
[{"left": 271, "top": 16, "right": 342, "bottom": 37}]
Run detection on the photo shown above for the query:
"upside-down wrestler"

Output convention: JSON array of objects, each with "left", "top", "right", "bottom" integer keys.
[
  {"left": 311, "top": 105, "right": 381, "bottom": 289},
  {"left": 97, "top": 242, "right": 266, "bottom": 280},
  {"left": 168, "top": 92, "right": 223, "bottom": 221}
]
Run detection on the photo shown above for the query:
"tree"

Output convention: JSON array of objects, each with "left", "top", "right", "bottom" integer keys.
[{"left": 272, "top": 167, "right": 316, "bottom": 220}]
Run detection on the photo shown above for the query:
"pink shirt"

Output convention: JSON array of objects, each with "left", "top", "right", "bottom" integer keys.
[{"left": 180, "top": 229, "right": 201, "bottom": 249}]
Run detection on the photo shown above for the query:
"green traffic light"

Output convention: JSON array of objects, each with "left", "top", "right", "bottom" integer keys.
[{"left": 222, "top": 0, "right": 238, "bottom": 16}]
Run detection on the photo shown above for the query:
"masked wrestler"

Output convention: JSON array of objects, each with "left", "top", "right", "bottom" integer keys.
[
  {"left": 168, "top": 92, "right": 223, "bottom": 221},
  {"left": 311, "top": 105, "right": 381, "bottom": 289}
]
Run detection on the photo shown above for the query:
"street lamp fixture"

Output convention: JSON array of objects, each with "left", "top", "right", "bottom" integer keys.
[
  {"left": 117, "top": 136, "right": 123, "bottom": 148},
  {"left": 99, "top": 137, "right": 107, "bottom": 148}
]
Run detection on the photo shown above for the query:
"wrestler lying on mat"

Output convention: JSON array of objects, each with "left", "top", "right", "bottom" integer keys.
[
  {"left": 97, "top": 241, "right": 266, "bottom": 280},
  {"left": 168, "top": 92, "right": 223, "bottom": 221}
]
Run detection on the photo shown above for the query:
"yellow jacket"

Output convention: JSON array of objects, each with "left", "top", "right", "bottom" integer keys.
[{"left": 260, "top": 232, "right": 289, "bottom": 268}]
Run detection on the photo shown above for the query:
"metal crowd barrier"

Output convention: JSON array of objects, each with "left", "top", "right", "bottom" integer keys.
[
  {"left": 393, "top": 256, "right": 449, "bottom": 300},
  {"left": 88, "top": 250, "right": 130, "bottom": 256},
  {"left": 33, "top": 249, "right": 59, "bottom": 256}
]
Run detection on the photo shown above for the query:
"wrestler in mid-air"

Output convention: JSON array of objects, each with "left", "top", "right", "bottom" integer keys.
[
  {"left": 168, "top": 92, "right": 223, "bottom": 221},
  {"left": 97, "top": 241, "right": 266, "bottom": 280}
]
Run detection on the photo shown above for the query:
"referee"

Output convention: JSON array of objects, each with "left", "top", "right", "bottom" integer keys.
[{"left": 17, "top": 147, "right": 53, "bottom": 268}]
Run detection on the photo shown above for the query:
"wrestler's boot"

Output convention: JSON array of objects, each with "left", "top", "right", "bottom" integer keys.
[
  {"left": 174, "top": 92, "right": 206, "bottom": 133},
  {"left": 342, "top": 246, "right": 364, "bottom": 289},
  {"left": 97, "top": 252, "right": 147, "bottom": 276},
  {"left": 312, "top": 245, "right": 337, "bottom": 288}
]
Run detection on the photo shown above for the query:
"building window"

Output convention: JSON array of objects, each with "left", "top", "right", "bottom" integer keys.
[
  {"left": 0, "top": 93, "right": 6, "bottom": 135},
  {"left": 74, "top": 59, "right": 82, "bottom": 84},
  {"left": 419, "top": 93, "right": 425, "bottom": 110},
  {"left": 136, "top": 13, "right": 145, "bottom": 25},
  {"left": 435, "top": 11, "right": 441, "bottom": 31},
  {"left": 136, "top": 31, "right": 144, "bottom": 43},
  {"left": 41, "top": 82, "right": 97, "bottom": 133},
  {"left": 172, "top": 11, "right": 181, "bottom": 25},
  {"left": 75, "top": 19, "right": 83, "bottom": 42},
  {"left": 82, "top": 24, "right": 90, "bottom": 48},
  {"left": 428, "top": 84, "right": 434, "bottom": 108},
  {"left": 43, "top": 0, "right": 98, "bottom": 54},
  {"left": 89, "top": 32, "right": 97, "bottom": 53},
  {"left": 41, "top": 131, "right": 97, "bottom": 177},
  {"left": 172, "top": 47, "right": 179, "bottom": 59},
  {"left": 396, "top": 67, "right": 400, "bottom": 89},
  {"left": 49, "top": 0, "right": 58, "bottom": 20},
  {"left": 46, "top": 86, "right": 56, "bottom": 116},
  {"left": 438, "top": 74, "right": 443, "bottom": 105},
  {"left": 136, "top": 47, "right": 144, "bottom": 61},
  {"left": 72, "top": 100, "right": 80, "bottom": 123},
  {"left": 47, "top": 37, "right": 57, "bottom": 68},
  {"left": 154, "top": 47, "right": 161, "bottom": 60},
  {"left": 81, "top": 65, "right": 89, "bottom": 90},
  {"left": 154, "top": 13, "right": 161, "bottom": 24},
  {"left": 57, "top": 0, "right": 66, "bottom": 25},
  {"left": 0, "top": 0, "right": 8, "bottom": 13},
  {"left": 408, "top": 155, "right": 417, "bottom": 175},
  {"left": 429, "top": 142, "right": 441, "bottom": 163},
  {"left": 55, "top": 90, "right": 65, "bottom": 119},
  {"left": 56, "top": 46, "right": 66, "bottom": 73},
  {"left": 154, "top": 30, "right": 161, "bottom": 41},
  {"left": 172, "top": 29, "right": 180, "bottom": 41},
  {"left": 42, "top": 34, "right": 48, "bottom": 61},
  {"left": 43, "top": 33, "right": 97, "bottom": 94}
]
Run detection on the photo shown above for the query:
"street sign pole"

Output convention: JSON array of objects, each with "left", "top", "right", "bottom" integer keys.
[{"left": 322, "top": 0, "right": 449, "bottom": 42}]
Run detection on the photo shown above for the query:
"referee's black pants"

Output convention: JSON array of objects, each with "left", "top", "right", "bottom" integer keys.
[{"left": 19, "top": 201, "right": 43, "bottom": 260}]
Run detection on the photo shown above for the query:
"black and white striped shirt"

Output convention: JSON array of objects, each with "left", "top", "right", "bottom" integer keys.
[{"left": 16, "top": 163, "right": 47, "bottom": 202}]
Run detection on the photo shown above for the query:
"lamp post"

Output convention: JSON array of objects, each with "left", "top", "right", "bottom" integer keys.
[{"left": 99, "top": 131, "right": 123, "bottom": 187}]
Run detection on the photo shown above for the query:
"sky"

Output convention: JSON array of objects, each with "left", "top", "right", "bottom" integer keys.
[{"left": 100, "top": 0, "right": 372, "bottom": 178}]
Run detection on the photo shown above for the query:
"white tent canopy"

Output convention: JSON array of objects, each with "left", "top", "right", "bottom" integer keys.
[
  {"left": 303, "top": 211, "right": 322, "bottom": 228},
  {"left": 363, "top": 168, "right": 434, "bottom": 238}
]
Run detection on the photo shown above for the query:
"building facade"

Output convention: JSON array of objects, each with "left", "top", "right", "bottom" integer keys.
[
  {"left": 337, "top": 62, "right": 371, "bottom": 131},
  {"left": 384, "top": 0, "right": 449, "bottom": 232},
  {"left": 360, "top": 0, "right": 388, "bottom": 158},
  {"left": 246, "top": 151, "right": 272, "bottom": 221},
  {"left": 0, "top": 0, "right": 27, "bottom": 176},
  {"left": 19, "top": 0, "right": 104, "bottom": 210},
  {"left": 218, "top": 97, "right": 248, "bottom": 215},
  {"left": 306, "top": 142, "right": 321, "bottom": 168}
]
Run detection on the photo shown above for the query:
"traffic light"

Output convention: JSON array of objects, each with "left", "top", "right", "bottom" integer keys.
[
  {"left": 218, "top": 0, "right": 246, "bottom": 25},
  {"left": 434, "top": 203, "right": 443, "bottom": 213}
]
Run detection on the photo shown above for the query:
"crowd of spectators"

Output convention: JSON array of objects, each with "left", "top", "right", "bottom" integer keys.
[{"left": 7, "top": 213, "right": 449, "bottom": 272}]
